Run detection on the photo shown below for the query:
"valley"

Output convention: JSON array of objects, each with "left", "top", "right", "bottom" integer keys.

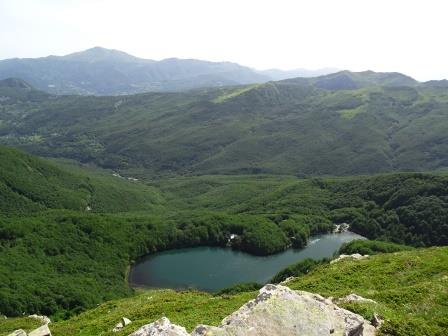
[
  {"left": 2, "top": 1, "right": 448, "bottom": 335},
  {"left": 0, "top": 62, "right": 447, "bottom": 336},
  {"left": 0, "top": 145, "right": 447, "bottom": 327}
]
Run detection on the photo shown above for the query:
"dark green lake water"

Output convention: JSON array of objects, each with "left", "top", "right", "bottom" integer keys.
[{"left": 129, "top": 231, "right": 364, "bottom": 292}]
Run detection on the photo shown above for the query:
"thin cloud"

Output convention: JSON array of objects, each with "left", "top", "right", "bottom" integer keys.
[{"left": 0, "top": 0, "right": 447, "bottom": 81}]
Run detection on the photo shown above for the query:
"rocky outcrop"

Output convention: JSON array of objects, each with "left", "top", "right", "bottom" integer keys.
[
  {"left": 129, "top": 317, "right": 189, "bottom": 336},
  {"left": 128, "top": 285, "right": 376, "bottom": 336},
  {"left": 338, "top": 294, "right": 377, "bottom": 305},
  {"left": 8, "top": 322, "right": 52, "bottom": 336},
  {"left": 333, "top": 223, "right": 350, "bottom": 233},
  {"left": 113, "top": 317, "right": 132, "bottom": 332},
  {"left": 28, "top": 325, "right": 51, "bottom": 336},
  {"left": 330, "top": 254, "right": 369, "bottom": 264}
]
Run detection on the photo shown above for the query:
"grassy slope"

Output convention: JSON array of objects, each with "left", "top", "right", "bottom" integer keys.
[
  {"left": 52, "top": 290, "right": 255, "bottom": 336},
  {"left": 1, "top": 73, "right": 448, "bottom": 176},
  {"left": 0, "top": 290, "right": 256, "bottom": 336},
  {"left": 1, "top": 247, "right": 446, "bottom": 336},
  {"left": 287, "top": 247, "right": 448, "bottom": 336}
]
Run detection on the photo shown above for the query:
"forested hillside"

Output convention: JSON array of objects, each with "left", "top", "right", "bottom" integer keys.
[
  {"left": 0, "top": 145, "right": 162, "bottom": 213},
  {"left": 1, "top": 71, "right": 448, "bottom": 176},
  {"left": 2, "top": 2, "right": 448, "bottom": 336},
  {"left": 0, "top": 146, "right": 447, "bottom": 318}
]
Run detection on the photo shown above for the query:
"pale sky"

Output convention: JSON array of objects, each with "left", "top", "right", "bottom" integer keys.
[{"left": 0, "top": 0, "right": 447, "bottom": 81}]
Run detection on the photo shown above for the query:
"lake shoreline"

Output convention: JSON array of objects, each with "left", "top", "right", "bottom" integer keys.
[{"left": 129, "top": 231, "right": 365, "bottom": 292}]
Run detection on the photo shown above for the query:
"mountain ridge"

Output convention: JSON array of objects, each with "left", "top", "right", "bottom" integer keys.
[
  {"left": 0, "top": 47, "right": 340, "bottom": 95},
  {"left": 1, "top": 71, "right": 448, "bottom": 176},
  {"left": 2, "top": 47, "right": 446, "bottom": 96},
  {"left": 0, "top": 47, "right": 270, "bottom": 95}
]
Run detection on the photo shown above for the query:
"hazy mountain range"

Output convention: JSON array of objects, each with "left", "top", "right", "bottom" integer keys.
[{"left": 0, "top": 47, "right": 337, "bottom": 95}]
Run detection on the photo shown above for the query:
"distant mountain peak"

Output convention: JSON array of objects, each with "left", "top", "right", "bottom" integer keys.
[
  {"left": 63, "top": 46, "right": 143, "bottom": 63},
  {"left": 91, "top": 46, "right": 109, "bottom": 51}
]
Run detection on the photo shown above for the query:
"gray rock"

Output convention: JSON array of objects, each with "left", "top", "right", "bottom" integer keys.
[
  {"left": 28, "top": 324, "right": 52, "bottom": 336},
  {"left": 128, "top": 285, "right": 375, "bottom": 336},
  {"left": 331, "top": 254, "right": 369, "bottom": 264},
  {"left": 338, "top": 294, "right": 377, "bottom": 305},
  {"left": 8, "top": 315, "right": 52, "bottom": 336},
  {"left": 191, "top": 284, "right": 371, "bottom": 336},
  {"left": 113, "top": 317, "right": 133, "bottom": 332},
  {"left": 279, "top": 276, "right": 295, "bottom": 284},
  {"left": 333, "top": 223, "right": 350, "bottom": 233},
  {"left": 128, "top": 317, "right": 189, "bottom": 336}
]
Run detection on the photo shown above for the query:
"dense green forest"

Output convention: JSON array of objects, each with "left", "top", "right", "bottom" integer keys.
[
  {"left": 1, "top": 71, "right": 448, "bottom": 176},
  {"left": 326, "top": 174, "right": 448, "bottom": 246}
]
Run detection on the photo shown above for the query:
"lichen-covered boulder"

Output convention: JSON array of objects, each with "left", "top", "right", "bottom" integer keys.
[
  {"left": 338, "top": 293, "right": 377, "bottom": 305},
  {"left": 331, "top": 254, "right": 369, "bottom": 264},
  {"left": 113, "top": 317, "right": 132, "bottom": 332},
  {"left": 28, "top": 324, "right": 52, "bottom": 336},
  {"left": 8, "top": 324, "right": 52, "bottom": 336},
  {"left": 128, "top": 285, "right": 376, "bottom": 336},
  {"left": 192, "top": 284, "right": 371, "bottom": 336},
  {"left": 128, "top": 317, "right": 189, "bottom": 336}
]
